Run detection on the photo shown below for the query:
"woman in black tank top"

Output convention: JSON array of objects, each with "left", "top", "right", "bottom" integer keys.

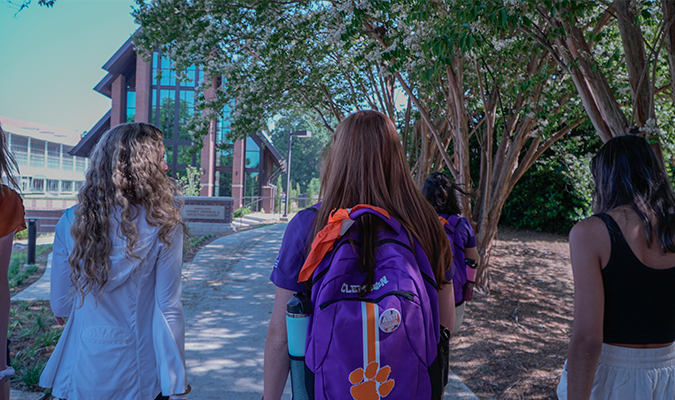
[{"left": 558, "top": 135, "right": 675, "bottom": 400}]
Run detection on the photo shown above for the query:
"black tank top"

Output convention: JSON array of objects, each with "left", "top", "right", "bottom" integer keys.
[{"left": 596, "top": 213, "right": 675, "bottom": 344}]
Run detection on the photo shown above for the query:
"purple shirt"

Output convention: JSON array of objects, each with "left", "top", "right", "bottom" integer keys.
[
  {"left": 270, "top": 207, "right": 318, "bottom": 292},
  {"left": 439, "top": 213, "right": 477, "bottom": 251}
]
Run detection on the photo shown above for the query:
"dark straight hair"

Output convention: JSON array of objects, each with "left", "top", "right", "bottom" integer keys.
[
  {"left": 591, "top": 134, "right": 675, "bottom": 252},
  {"left": 0, "top": 124, "right": 20, "bottom": 196}
]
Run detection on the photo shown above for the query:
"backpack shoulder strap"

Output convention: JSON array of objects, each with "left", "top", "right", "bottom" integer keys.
[
  {"left": 441, "top": 214, "right": 465, "bottom": 250},
  {"left": 297, "top": 205, "right": 397, "bottom": 283}
]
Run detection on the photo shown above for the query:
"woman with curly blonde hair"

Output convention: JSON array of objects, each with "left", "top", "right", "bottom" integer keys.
[{"left": 40, "top": 123, "right": 189, "bottom": 400}]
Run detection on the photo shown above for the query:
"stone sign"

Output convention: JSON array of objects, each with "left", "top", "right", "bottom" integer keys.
[{"left": 183, "top": 204, "right": 225, "bottom": 220}]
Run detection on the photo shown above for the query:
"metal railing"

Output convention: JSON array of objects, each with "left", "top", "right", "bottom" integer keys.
[{"left": 238, "top": 195, "right": 319, "bottom": 222}]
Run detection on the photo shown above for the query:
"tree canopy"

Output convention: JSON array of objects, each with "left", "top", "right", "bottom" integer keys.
[{"left": 134, "top": 0, "right": 675, "bottom": 287}]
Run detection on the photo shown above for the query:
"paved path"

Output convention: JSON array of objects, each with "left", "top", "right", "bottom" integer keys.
[
  {"left": 182, "top": 223, "right": 478, "bottom": 399},
  {"left": 10, "top": 222, "right": 478, "bottom": 399}
]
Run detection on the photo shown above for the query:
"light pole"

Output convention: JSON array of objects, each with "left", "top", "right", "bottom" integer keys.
[{"left": 282, "top": 130, "right": 312, "bottom": 220}]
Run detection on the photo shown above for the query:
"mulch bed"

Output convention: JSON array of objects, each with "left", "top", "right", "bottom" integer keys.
[{"left": 450, "top": 227, "right": 574, "bottom": 399}]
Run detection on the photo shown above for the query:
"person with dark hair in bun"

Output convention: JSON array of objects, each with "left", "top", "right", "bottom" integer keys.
[
  {"left": 422, "top": 172, "right": 479, "bottom": 334},
  {"left": 558, "top": 135, "right": 675, "bottom": 399}
]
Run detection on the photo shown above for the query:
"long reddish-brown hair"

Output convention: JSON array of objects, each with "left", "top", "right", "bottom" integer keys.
[{"left": 314, "top": 110, "right": 451, "bottom": 290}]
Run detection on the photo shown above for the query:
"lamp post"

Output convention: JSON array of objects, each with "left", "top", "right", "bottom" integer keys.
[{"left": 283, "top": 130, "right": 312, "bottom": 220}]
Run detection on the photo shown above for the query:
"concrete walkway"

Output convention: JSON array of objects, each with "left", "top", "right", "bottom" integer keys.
[
  {"left": 10, "top": 222, "right": 478, "bottom": 399},
  {"left": 181, "top": 223, "right": 478, "bottom": 399}
]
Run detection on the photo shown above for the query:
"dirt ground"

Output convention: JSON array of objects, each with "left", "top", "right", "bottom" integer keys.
[{"left": 450, "top": 227, "right": 574, "bottom": 399}]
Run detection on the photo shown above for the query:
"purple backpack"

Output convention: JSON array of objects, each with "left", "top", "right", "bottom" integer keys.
[{"left": 303, "top": 207, "right": 444, "bottom": 400}]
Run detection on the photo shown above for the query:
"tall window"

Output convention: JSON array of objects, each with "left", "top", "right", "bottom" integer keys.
[
  {"left": 75, "top": 156, "right": 86, "bottom": 174},
  {"left": 245, "top": 137, "right": 260, "bottom": 169},
  {"left": 10, "top": 135, "right": 28, "bottom": 167},
  {"left": 30, "top": 139, "right": 45, "bottom": 169},
  {"left": 62, "top": 146, "right": 74, "bottom": 171},
  {"left": 150, "top": 52, "right": 200, "bottom": 177},
  {"left": 126, "top": 91, "right": 136, "bottom": 123},
  {"left": 47, "top": 143, "right": 60, "bottom": 169}
]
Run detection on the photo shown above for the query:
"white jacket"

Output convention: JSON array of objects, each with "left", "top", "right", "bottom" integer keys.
[{"left": 39, "top": 206, "right": 187, "bottom": 400}]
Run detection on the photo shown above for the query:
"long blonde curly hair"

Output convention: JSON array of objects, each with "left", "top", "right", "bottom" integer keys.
[{"left": 69, "top": 123, "right": 185, "bottom": 299}]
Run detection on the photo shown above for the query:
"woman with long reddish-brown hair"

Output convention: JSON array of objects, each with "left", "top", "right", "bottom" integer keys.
[
  {"left": 264, "top": 110, "right": 455, "bottom": 399},
  {"left": 0, "top": 124, "right": 26, "bottom": 400}
]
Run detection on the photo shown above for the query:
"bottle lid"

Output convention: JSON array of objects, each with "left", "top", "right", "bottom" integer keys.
[{"left": 287, "top": 292, "right": 313, "bottom": 315}]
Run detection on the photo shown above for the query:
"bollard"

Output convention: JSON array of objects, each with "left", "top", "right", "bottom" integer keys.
[{"left": 27, "top": 219, "right": 36, "bottom": 265}]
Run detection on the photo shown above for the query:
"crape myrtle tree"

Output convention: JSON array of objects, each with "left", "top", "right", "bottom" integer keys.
[
  {"left": 4, "top": 0, "right": 55, "bottom": 12},
  {"left": 471, "top": 0, "right": 675, "bottom": 161},
  {"left": 133, "top": 0, "right": 587, "bottom": 288}
]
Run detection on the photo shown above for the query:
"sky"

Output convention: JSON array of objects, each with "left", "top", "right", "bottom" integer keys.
[{"left": 0, "top": 0, "right": 139, "bottom": 134}]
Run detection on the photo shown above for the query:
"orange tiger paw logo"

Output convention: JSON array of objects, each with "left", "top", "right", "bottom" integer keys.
[{"left": 349, "top": 361, "right": 395, "bottom": 400}]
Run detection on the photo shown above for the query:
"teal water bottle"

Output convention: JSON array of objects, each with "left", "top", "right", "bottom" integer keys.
[{"left": 286, "top": 292, "right": 312, "bottom": 400}]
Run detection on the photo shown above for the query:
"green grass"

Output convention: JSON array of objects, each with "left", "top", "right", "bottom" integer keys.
[
  {"left": 8, "top": 301, "right": 63, "bottom": 392},
  {"left": 184, "top": 234, "right": 215, "bottom": 254},
  {"left": 8, "top": 244, "right": 52, "bottom": 290}
]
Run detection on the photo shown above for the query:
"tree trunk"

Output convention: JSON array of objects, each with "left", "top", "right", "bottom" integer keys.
[
  {"left": 662, "top": 0, "right": 675, "bottom": 109},
  {"left": 616, "top": 0, "right": 653, "bottom": 127}
]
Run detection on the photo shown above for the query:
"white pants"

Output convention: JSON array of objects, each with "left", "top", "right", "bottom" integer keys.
[
  {"left": 557, "top": 343, "right": 675, "bottom": 400},
  {"left": 452, "top": 302, "right": 465, "bottom": 335}
]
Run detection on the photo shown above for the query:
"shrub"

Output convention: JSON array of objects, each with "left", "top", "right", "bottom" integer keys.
[
  {"left": 233, "top": 207, "right": 252, "bottom": 218},
  {"left": 500, "top": 131, "right": 600, "bottom": 234}
]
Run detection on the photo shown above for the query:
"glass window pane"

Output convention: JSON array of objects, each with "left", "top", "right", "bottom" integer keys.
[
  {"left": 164, "top": 145, "right": 173, "bottom": 164},
  {"left": 218, "top": 145, "right": 233, "bottom": 168},
  {"left": 46, "top": 179, "right": 59, "bottom": 192},
  {"left": 245, "top": 137, "right": 259, "bottom": 169},
  {"left": 178, "top": 145, "right": 194, "bottom": 165},
  {"left": 151, "top": 89, "right": 158, "bottom": 125},
  {"left": 47, "top": 143, "right": 60, "bottom": 169},
  {"left": 10, "top": 135, "right": 28, "bottom": 167},
  {"left": 30, "top": 139, "right": 45, "bottom": 169},
  {"left": 127, "top": 91, "right": 136, "bottom": 123},
  {"left": 159, "top": 90, "right": 175, "bottom": 140},
  {"left": 62, "top": 146, "right": 73, "bottom": 171},
  {"left": 217, "top": 171, "right": 232, "bottom": 197},
  {"left": 61, "top": 180, "right": 73, "bottom": 192},
  {"left": 32, "top": 178, "right": 44, "bottom": 192},
  {"left": 75, "top": 156, "right": 86, "bottom": 173},
  {"left": 178, "top": 90, "right": 194, "bottom": 140}
]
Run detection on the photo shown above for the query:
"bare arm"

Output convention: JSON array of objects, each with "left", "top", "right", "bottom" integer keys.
[
  {"left": 264, "top": 287, "right": 294, "bottom": 400},
  {"left": 0, "top": 231, "right": 14, "bottom": 400},
  {"left": 566, "top": 218, "right": 606, "bottom": 400},
  {"left": 465, "top": 246, "right": 479, "bottom": 264},
  {"left": 438, "top": 281, "right": 456, "bottom": 334}
]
